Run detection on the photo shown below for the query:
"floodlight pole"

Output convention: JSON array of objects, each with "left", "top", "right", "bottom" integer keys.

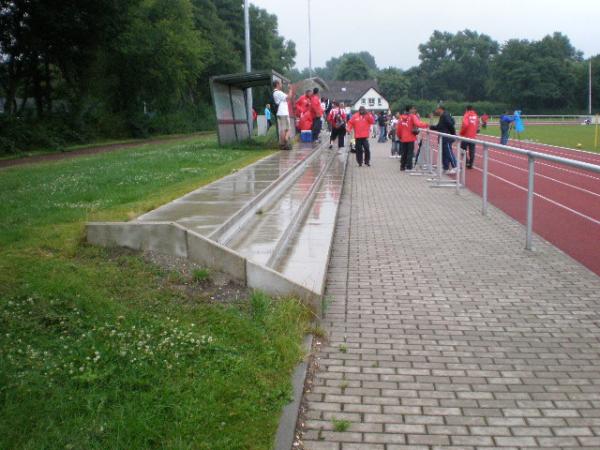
[
  {"left": 589, "top": 60, "right": 592, "bottom": 116},
  {"left": 244, "top": 0, "right": 253, "bottom": 136},
  {"left": 308, "top": 0, "right": 313, "bottom": 78}
]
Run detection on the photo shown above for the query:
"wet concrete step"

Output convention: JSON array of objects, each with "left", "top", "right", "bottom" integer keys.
[
  {"left": 226, "top": 148, "right": 336, "bottom": 266},
  {"left": 275, "top": 149, "right": 348, "bottom": 294},
  {"left": 135, "top": 147, "right": 316, "bottom": 236}
]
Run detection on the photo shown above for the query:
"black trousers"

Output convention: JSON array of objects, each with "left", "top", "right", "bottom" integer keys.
[
  {"left": 312, "top": 117, "right": 322, "bottom": 141},
  {"left": 461, "top": 141, "right": 476, "bottom": 167},
  {"left": 400, "top": 141, "right": 415, "bottom": 170},
  {"left": 330, "top": 126, "right": 346, "bottom": 148},
  {"left": 355, "top": 138, "right": 370, "bottom": 166}
]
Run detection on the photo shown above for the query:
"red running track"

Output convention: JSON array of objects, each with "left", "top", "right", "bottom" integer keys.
[{"left": 432, "top": 135, "right": 600, "bottom": 276}]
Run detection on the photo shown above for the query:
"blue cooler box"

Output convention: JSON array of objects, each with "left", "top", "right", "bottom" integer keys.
[{"left": 300, "top": 130, "right": 312, "bottom": 143}]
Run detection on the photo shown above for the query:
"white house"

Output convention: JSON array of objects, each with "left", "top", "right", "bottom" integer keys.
[
  {"left": 322, "top": 80, "right": 389, "bottom": 113},
  {"left": 353, "top": 87, "right": 389, "bottom": 112}
]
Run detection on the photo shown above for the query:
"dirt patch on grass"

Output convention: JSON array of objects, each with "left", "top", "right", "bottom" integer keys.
[
  {"left": 145, "top": 251, "right": 250, "bottom": 304},
  {"left": 102, "top": 247, "right": 251, "bottom": 305}
]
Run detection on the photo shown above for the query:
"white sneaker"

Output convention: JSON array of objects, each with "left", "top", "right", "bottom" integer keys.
[{"left": 447, "top": 168, "right": 457, "bottom": 175}]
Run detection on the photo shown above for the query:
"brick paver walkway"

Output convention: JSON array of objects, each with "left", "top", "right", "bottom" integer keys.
[{"left": 300, "top": 141, "right": 600, "bottom": 450}]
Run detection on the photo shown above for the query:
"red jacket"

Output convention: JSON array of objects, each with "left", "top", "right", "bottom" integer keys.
[
  {"left": 397, "top": 113, "right": 428, "bottom": 143},
  {"left": 295, "top": 95, "right": 310, "bottom": 116},
  {"left": 347, "top": 112, "right": 375, "bottom": 139},
  {"left": 460, "top": 110, "right": 479, "bottom": 138},
  {"left": 327, "top": 107, "right": 347, "bottom": 128},
  {"left": 299, "top": 109, "right": 313, "bottom": 131},
  {"left": 310, "top": 94, "right": 323, "bottom": 118}
]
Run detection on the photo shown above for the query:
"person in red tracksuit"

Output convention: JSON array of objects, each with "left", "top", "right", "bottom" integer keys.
[
  {"left": 397, "top": 105, "right": 429, "bottom": 171},
  {"left": 310, "top": 88, "right": 324, "bottom": 142},
  {"left": 459, "top": 105, "right": 479, "bottom": 168},
  {"left": 327, "top": 101, "right": 347, "bottom": 149},
  {"left": 346, "top": 106, "right": 375, "bottom": 167},
  {"left": 296, "top": 90, "right": 313, "bottom": 132}
]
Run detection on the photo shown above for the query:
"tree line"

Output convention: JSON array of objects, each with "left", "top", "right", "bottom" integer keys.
[
  {"left": 288, "top": 30, "right": 599, "bottom": 116},
  {"left": 2, "top": 5, "right": 598, "bottom": 156},
  {"left": 0, "top": 0, "right": 294, "bottom": 153}
]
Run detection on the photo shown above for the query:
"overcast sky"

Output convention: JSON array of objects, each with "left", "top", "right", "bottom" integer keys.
[{"left": 251, "top": 0, "right": 600, "bottom": 70}]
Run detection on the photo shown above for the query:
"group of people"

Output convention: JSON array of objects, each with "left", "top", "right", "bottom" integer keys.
[
  {"left": 382, "top": 104, "right": 481, "bottom": 173},
  {"left": 272, "top": 80, "right": 506, "bottom": 173}
]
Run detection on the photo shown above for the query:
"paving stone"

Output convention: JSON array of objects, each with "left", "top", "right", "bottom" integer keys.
[{"left": 297, "top": 142, "right": 600, "bottom": 450}]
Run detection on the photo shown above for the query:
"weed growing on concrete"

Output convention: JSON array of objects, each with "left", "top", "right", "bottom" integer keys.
[{"left": 331, "top": 418, "right": 351, "bottom": 432}]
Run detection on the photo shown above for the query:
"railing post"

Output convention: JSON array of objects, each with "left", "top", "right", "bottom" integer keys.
[
  {"left": 460, "top": 142, "right": 467, "bottom": 187},
  {"left": 455, "top": 140, "right": 462, "bottom": 194},
  {"left": 526, "top": 154, "right": 535, "bottom": 250},
  {"left": 424, "top": 133, "right": 430, "bottom": 171},
  {"left": 438, "top": 135, "right": 443, "bottom": 180},
  {"left": 482, "top": 144, "right": 489, "bottom": 216}
]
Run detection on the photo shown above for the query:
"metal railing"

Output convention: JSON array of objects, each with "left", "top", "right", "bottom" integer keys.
[
  {"left": 452, "top": 115, "right": 596, "bottom": 125},
  {"left": 416, "top": 129, "right": 600, "bottom": 250}
]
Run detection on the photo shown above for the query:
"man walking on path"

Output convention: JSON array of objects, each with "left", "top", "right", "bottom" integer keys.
[
  {"left": 346, "top": 106, "right": 374, "bottom": 167},
  {"left": 430, "top": 105, "right": 457, "bottom": 174},
  {"left": 311, "top": 87, "right": 324, "bottom": 142},
  {"left": 500, "top": 111, "right": 514, "bottom": 145},
  {"left": 327, "top": 101, "right": 347, "bottom": 149},
  {"left": 459, "top": 105, "right": 479, "bottom": 168},
  {"left": 397, "top": 105, "right": 429, "bottom": 171},
  {"left": 272, "top": 80, "right": 291, "bottom": 149}
]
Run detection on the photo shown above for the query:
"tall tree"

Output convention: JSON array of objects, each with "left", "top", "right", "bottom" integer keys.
[
  {"left": 335, "top": 55, "right": 372, "bottom": 80},
  {"left": 418, "top": 29, "right": 499, "bottom": 101},
  {"left": 377, "top": 68, "right": 409, "bottom": 102},
  {"left": 488, "top": 33, "right": 581, "bottom": 110},
  {"left": 110, "top": 0, "right": 207, "bottom": 114}
]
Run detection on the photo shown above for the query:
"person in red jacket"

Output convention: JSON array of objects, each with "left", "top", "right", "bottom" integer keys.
[
  {"left": 296, "top": 89, "right": 313, "bottom": 132},
  {"left": 346, "top": 106, "right": 375, "bottom": 167},
  {"left": 310, "top": 87, "right": 324, "bottom": 142},
  {"left": 327, "top": 101, "right": 347, "bottom": 149},
  {"left": 459, "top": 105, "right": 479, "bottom": 168},
  {"left": 295, "top": 89, "right": 311, "bottom": 116},
  {"left": 397, "top": 105, "right": 429, "bottom": 171},
  {"left": 480, "top": 112, "right": 489, "bottom": 129}
]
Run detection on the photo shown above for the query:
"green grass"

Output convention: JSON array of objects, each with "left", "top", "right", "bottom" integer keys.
[
  {"left": 192, "top": 268, "right": 211, "bottom": 283},
  {"left": 0, "top": 135, "right": 311, "bottom": 449},
  {"left": 480, "top": 124, "right": 600, "bottom": 153}
]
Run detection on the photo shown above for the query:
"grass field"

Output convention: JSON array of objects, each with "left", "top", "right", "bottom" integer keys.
[
  {"left": 0, "top": 135, "right": 311, "bottom": 449},
  {"left": 479, "top": 124, "right": 600, "bottom": 152}
]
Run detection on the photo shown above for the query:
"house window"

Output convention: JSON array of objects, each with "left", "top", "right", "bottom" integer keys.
[
  {"left": 378, "top": 98, "right": 382, "bottom": 106},
  {"left": 361, "top": 98, "right": 366, "bottom": 104},
  {"left": 368, "top": 98, "right": 375, "bottom": 106}
]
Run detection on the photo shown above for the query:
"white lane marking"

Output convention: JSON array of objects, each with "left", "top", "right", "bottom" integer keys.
[
  {"left": 469, "top": 166, "right": 600, "bottom": 226},
  {"left": 479, "top": 147, "right": 600, "bottom": 183},
  {"left": 482, "top": 155, "right": 600, "bottom": 199},
  {"left": 477, "top": 134, "right": 600, "bottom": 162}
]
